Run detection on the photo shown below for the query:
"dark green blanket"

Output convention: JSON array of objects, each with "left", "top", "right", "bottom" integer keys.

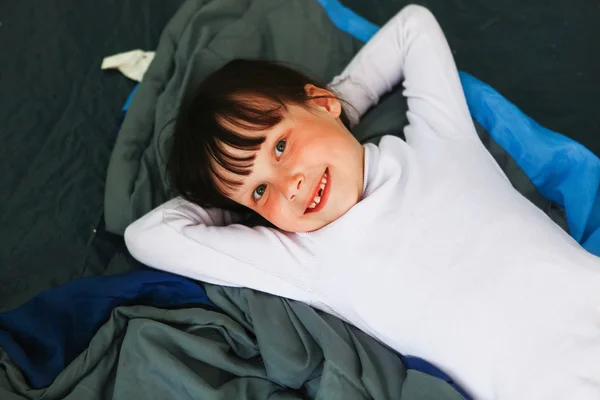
[{"left": 0, "top": 276, "right": 466, "bottom": 400}]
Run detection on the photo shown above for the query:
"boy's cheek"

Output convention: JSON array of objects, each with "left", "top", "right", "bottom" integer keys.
[{"left": 263, "top": 199, "right": 284, "bottom": 223}]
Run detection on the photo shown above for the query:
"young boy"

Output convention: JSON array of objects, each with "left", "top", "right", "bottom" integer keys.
[{"left": 126, "top": 5, "right": 600, "bottom": 399}]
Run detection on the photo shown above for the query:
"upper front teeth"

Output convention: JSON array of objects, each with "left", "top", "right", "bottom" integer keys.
[{"left": 308, "top": 172, "right": 328, "bottom": 209}]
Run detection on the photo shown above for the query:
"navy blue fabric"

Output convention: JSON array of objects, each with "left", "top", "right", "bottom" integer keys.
[
  {"left": 403, "top": 356, "right": 471, "bottom": 399},
  {"left": 0, "top": 270, "right": 213, "bottom": 388}
]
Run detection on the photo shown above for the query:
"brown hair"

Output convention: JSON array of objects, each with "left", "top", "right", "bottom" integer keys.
[{"left": 167, "top": 59, "right": 352, "bottom": 212}]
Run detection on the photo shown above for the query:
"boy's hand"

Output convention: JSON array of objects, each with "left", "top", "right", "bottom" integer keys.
[{"left": 328, "top": 77, "right": 371, "bottom": 128}]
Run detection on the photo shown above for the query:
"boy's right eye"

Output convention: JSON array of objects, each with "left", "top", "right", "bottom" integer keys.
[{"left": 253, "top": 184, "right": 266, "bottom": 201}]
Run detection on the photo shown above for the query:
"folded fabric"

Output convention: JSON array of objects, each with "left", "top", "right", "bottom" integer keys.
[
  {"left": 0, "top": 285, "right": 467, "bottom": 400},
  {"left": 0, "top": 269, "right": 213, "bottom": 388},
  {"left": 101, "top": 50, "right": 155, "bottom": 82}
]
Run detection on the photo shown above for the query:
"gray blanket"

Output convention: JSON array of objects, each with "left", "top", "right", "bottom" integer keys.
[{"left": 0, "top": 276, "right": 466, "bottom": 399}]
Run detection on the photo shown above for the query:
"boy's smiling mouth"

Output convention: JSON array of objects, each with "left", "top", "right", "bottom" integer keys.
[{"left": 305, "top": 168, "right": 330, "bottom": 214}]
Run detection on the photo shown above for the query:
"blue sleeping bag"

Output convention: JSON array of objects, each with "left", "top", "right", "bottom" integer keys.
[{"left": 460, "top": 72, "right": 600, "bottom": 253}]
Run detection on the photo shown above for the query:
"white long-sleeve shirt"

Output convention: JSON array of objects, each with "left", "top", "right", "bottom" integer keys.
[{"left": 125, "top": 6, "right": 600, "bottom": 399}]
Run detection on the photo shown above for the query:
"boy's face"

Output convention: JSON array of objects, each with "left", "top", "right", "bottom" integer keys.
[{"left": 215, "top": 85, "right": 365, "bottom": 232}]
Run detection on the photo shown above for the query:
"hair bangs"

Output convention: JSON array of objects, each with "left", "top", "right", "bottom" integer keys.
[
  {"left": 205, "top": 135, "right": 259, "bottom": 193},
  {"left": 206, "top": 93, "right": 291, "bottom": 193},
  {"left": 220, "top": 92, "right": 287, "bottom": 133}
]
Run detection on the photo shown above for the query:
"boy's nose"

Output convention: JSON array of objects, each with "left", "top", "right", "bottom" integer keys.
[{"left": 282, "top": 173, "right": 304, "bottom": 201}]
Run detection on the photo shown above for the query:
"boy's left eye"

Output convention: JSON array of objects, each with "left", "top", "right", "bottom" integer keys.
[
  {"left": 253, "top": 184, "right": 266, "bottom": 201},
  {"left": 274, "top": 139, "right": 286, "bottom": 157}
]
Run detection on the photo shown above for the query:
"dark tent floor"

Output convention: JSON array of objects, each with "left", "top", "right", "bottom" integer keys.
[{"left": 1, "top": 0, "right": 598, "bottom": 310}]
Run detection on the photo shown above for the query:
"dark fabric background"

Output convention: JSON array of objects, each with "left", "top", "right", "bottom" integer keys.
[
  {"left": 0, "top": 0, "right": 186, "bottom": 310},
  {"left": 1, "top": 0, "right": 598, "bottom": 310}
]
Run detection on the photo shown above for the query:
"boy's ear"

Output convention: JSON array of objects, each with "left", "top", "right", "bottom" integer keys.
[{"left": 304, "top": 84, "right": 342, "bottom": 118}]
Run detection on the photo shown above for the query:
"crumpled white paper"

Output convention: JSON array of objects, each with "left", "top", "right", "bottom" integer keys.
[{"left": 101, "top": 50, "right": 155, "bottom": 82}]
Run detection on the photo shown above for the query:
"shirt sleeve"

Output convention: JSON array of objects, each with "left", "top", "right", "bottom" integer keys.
[
  {"left": 124, "top": 197, "right": 318, "bottom": 302},
  {"left": 330, "top": 5, "right": 476, "bottom": 141}
]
